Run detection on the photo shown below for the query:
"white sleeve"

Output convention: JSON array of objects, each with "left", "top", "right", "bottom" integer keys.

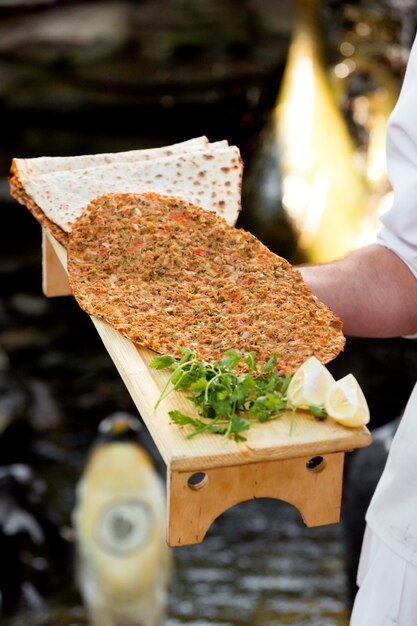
[{"left": 377, "top": 33, "right": 417, "bottom": 279}]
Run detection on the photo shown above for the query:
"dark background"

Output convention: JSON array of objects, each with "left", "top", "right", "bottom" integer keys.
[{"left": 1, "top": 1, "right": 417, "bottom": 624}]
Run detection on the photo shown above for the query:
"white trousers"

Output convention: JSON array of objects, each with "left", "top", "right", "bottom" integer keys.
[{"left": 350, "top": 526, "right": 417, "bottom": 626}]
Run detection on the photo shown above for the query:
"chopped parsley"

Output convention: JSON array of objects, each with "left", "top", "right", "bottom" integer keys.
[{"left": 151, "top": 348, "right": 326, "bottom": 442}]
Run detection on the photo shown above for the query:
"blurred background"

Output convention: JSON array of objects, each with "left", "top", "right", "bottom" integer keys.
[{"left": 1, "top": 0, "right": 417, "bottom": 625}]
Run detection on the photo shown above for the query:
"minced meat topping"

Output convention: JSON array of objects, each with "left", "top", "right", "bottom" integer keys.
[{"left": 67, "top": 192, "right": 344, "bottom": 373}]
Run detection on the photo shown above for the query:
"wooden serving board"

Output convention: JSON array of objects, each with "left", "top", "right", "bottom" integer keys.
[{"left": 42, "top": 229, "right": 372, "bottom": 546}]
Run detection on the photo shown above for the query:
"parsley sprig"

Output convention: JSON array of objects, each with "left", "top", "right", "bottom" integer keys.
[{"left": 150, "top": 348, "right": 296, "bottom": 442}]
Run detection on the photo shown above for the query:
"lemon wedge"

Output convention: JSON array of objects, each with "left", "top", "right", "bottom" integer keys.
[
  {"left": 287, "top": 356, "right": 335, "bottom": 409},
  {"left": 325, "top": 373, "right": 370, "bottom": 428}
]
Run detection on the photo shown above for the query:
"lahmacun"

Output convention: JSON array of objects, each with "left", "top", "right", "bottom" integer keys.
[
  {"left": 9, "top": 141, "right": 241, "bottom": 243},
  {"left": 67, "top": 192, "right": 345, "bottom": 373},
  {"left": 10, "top": 137, "right": 218, "bottom": 244}
]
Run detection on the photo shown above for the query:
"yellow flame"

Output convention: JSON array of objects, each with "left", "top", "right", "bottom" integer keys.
[{"left": 274, "top": 0, "right": 377, "bottom": 263}]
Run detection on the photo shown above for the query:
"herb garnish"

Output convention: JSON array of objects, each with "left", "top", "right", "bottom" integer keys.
[{"left": 150, "top": 348, "right": 327, "bottom": 442}]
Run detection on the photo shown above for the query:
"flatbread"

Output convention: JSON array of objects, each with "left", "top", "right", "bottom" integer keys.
[
  {"left": 9, "top": 140, "right": 241, "bottom": 246},
  {"left": 67, "top": 192, "right": 344, "bottom": 373},
  {"left": 12, "top": 136, "right": 226, "bottom": 178},
  {"left": 10, "top": 138, "right": 217, "bottom": 244},
  {"left": 10, "top": 160, "right": 69, "bottom": 244}
]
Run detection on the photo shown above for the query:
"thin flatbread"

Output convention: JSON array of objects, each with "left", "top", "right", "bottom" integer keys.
[
  {"left": 10, "top": 138, "right": 216, "bottom": 245},
  {"left": 67, "top": 193, "right": 345, "bottom": 373},
  {"left": 12, "top": 136, "right": 226, "bottom": 178},
  {"left": 10, "top": 142, "right": 241, "bottom": 245},
  {"left": 9, "top": 137, "right": 232, "bottom": 245},
  {"left": 10, "top": 161, "right": 70, "bottom": 245}
]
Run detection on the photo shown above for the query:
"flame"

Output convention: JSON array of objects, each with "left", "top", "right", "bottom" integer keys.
[{"left": 274, "top": 0, "right": 396, "bottom": 263}]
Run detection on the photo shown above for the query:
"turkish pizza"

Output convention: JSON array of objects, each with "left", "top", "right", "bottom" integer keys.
[
  {"left": 9, "top": 137, "right": 241, "bottom": 246},
  {"left": 67, "top": 192, "right": 345, "bottom": 373}
]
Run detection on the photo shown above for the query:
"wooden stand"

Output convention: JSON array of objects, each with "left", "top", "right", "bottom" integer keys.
[
  {"left": 167, "top": 452, "right": 344, "bottom": 546},
  {"left": 42, "top": 229, "right": 371, "bottom": 547}
]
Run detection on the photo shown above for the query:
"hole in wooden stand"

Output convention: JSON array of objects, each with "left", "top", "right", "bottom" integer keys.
[
  {"left": 187, "top": 472, "right": 208, "bottom": 491},
  {"left": 306, "top": 456, "right": 327, "bottom": 473}
]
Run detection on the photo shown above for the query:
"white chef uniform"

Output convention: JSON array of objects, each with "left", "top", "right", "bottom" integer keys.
[{"left": 350, "top": 32, "right": 417, "bottom": 625}]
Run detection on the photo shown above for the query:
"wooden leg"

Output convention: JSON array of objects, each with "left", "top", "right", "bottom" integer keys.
[
  {"left": 167, "top": 452, "right": 344, "bottom": 547},
  {"left": 42, "top": 229, "right": 72, "bottom": 297}
]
